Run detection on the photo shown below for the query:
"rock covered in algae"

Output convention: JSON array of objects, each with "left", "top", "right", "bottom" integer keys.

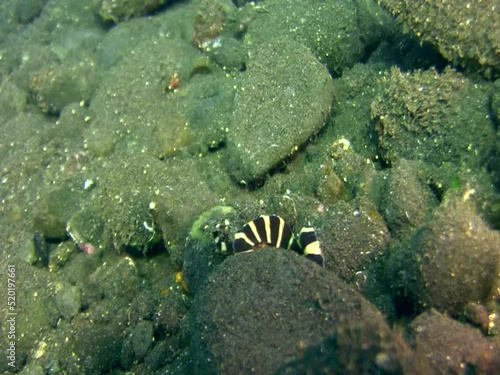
[
  {"left": 182, "top": 74, "right": 235, "bottom": 152},
  {"left": 52, "top": 152, "right": 219, "bottom": 259},
  {"left": 315, "top": 162, "right": 350, "bottom": 205},
  {"left": 152, "top": 112, "right": 193, "bottom": 158},
  {"left": 378, "top": 0, "right": 500, "bottom": 77},
  {"left": 0, "top": 80, "right": 27, "bottom": 124},
  {"left": 226, "top": 37, "right": 333, "bottom": 183},
  {"left": 371, "top": 67, "right": 495, "bottom": 167}
]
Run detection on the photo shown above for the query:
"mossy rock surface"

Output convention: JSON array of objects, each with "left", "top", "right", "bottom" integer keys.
[
  {"left": 371, "top": 67, "right": 495, "bottom": 167},
  {"left": 379, "top": 0, "right": 500, "bottom": 76}
]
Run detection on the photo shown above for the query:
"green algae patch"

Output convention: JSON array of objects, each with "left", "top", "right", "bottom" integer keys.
[
  {"left": 226, "top": 37, "right": 334, "bottom": 183},
  {"left": 188, "top": 205, "right": 236, "bottom": 244},
  {"left": 183, "top": 205, "right": 243, "bottom": 294}
]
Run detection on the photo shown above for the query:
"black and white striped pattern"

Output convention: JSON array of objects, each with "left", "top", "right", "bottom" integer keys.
[{"left": 232, "top": 215, "right": 324, "bottom": 267}]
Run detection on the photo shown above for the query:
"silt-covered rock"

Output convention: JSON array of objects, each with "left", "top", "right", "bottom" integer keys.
[
  {"left": 243, "top": 0, "right": 395, "bottom": 76},
  {"left": 319, "top": 199, "right": 391, "bottom": 282},
  {"left": 99, "top": 0, "right": 171, "bottom": 23},
  {"left": 190, "top": 249, "right": 415, "bottom": 374},
  {"left": 387, "top": 197, "right": 500, "bottom": 316},
  {"left": 94, "top": 155, "right": 218, "bottom": 259},
  {"left": 30, "top": 58, "right": 96, "bottom": 115},
  {"left": 89, "top": 36, "right": 200, "bottom": 159},
  {"left": 380, "top": 159, "right": 438, "bottom": 239},
  {"left": 411, "top": 310, "right": 500, "bottom": 374},
  {"left": 33, "top": 180, "right": 86, "bottom": 240},
  {"left": 226, "top": 37, "right": 333, "bottom": 183}
]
